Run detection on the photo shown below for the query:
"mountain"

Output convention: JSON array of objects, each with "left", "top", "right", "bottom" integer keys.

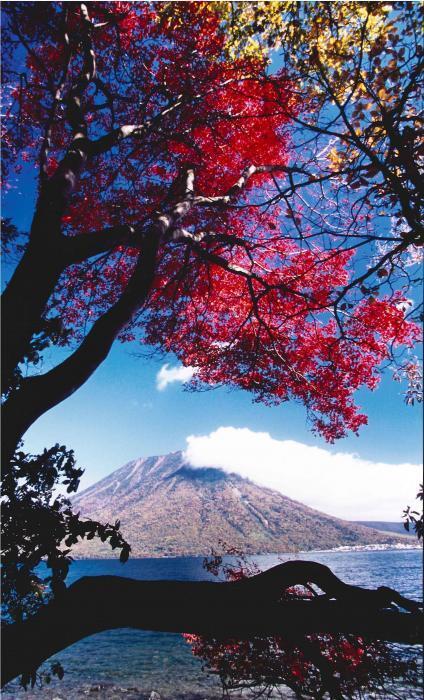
[
  {"left": 72, "top": 451, "right": 404, "bottom": 557},
  {"left": 354, "top": 521, "right": 413, "bottom": 537}
]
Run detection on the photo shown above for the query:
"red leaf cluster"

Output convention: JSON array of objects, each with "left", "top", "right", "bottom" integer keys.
[
  {"left": 2, "top": 2, "right": 421, "bottom": 441},
  {"left": 184, "top": 553, "right": 420, "bottom": 698}
]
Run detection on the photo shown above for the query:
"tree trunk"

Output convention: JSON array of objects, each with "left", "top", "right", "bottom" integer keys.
[
  {"left": 2, "top": 563, "right": 422, "bottom": 687},
  {"left": 1, "top": 239, "right": 67, "bottom": 391}
]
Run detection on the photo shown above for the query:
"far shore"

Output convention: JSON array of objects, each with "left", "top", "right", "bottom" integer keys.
[{"left": 70, "top": 542, "right": 422, "bottom": 560}]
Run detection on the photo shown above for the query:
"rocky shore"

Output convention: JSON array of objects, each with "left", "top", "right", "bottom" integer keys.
[{"left": 1, "top": 681, "right": 296, "bottom": 700}]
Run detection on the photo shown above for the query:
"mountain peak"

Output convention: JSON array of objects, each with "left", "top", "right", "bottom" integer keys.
[
  {"left": 73, "top": 451, "right": 403, "bottom": 558},
  {"left": 75, "top": 451, "right": 186, "bottom": 502}
]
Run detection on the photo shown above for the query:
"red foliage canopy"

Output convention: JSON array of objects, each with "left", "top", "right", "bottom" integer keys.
[{"left": 1, "top": 1, "right": 420, "bottom": 443}]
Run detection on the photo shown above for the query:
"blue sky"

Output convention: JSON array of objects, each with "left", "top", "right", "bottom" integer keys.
[
  {"left": 20, "top": 336, "right": 422, "bottom": 471},
  {"left": 2, "top": 156, "right": 422, "bottom": 522},
  {"left": 18, "top": 338, "right": 422, "bottom": 520}
]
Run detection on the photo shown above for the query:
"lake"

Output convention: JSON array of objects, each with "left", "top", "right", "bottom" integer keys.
[{"left": 3, "top": 548, "right": 422, "bottom": 699}]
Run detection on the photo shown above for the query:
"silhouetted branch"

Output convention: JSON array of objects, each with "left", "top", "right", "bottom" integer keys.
[{"left": 2, "top": 562, "right": 422, "bottom": 686}]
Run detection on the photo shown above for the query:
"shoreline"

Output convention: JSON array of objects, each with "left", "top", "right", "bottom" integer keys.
[
  {"left": 307, "top": 542, "right": 422, "bottom": 553},
  {"left": 70, "top": 542, "right": 422, "bottom": 560},
  {"left": 1, "top": 686, "right": 230, "bottom": 700}
]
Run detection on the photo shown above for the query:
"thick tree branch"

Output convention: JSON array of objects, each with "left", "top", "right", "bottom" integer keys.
[
  {"left": 1, "top": 4, "right": 101, "bottom": 384},
  {"left": 1, "top": 219, "right": 146, "bottom": 389},
  {"left": 1, "top": 240, "right": 68, "bottom": 391},
  {"left": 2, "top": 562, "right": 422, "bottom": 687},
  {"left": 1, "top": 229, "right": 160, "bottom": 466},
  {"left": 1, "top": 224, "right": 139, "bottom": 391},
  {"left": 65, "top": 224, "right": 139, "bottom": 263},
  {"left": 39, "top": 8, "right": 72, "bottom": 183},
  {"left": 33, "top": 3, "right": 96, "bottom": 240},
  {"left": 194, "top": 164, "right": 292, "bottom": 205},
  {"left": 88, "top": 96, "right": 185, "bottom": 155}
]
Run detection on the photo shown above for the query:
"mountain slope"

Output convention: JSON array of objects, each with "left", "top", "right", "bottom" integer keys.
[
  {"left": 72, "top": 451, "right": 403, "bottom": 557},
  {"left": 354, "top": 521, "right": 413, "bottom": 537}
]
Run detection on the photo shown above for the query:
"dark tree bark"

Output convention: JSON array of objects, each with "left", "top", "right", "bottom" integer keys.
[
  {"left": 1, "top": 229, "right": 160, "bottom": 467},
  {"left": 1, "top": 238, "right": 66, "bottom": 391},
  {"left": 2, "top": 562, "right": 422, "bottom": 687}
]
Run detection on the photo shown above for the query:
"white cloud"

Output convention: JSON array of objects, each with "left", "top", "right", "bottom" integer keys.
[
  {"left": 156, "top": 363, "right": 195, "bottom": 391},
  {"left": 184, "top": 426, "right": 422, "bottom": 521}
]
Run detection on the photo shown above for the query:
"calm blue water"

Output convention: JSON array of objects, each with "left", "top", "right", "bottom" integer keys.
[{"left": 3, "top": 549, "right": 422, "bottom": 699}]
